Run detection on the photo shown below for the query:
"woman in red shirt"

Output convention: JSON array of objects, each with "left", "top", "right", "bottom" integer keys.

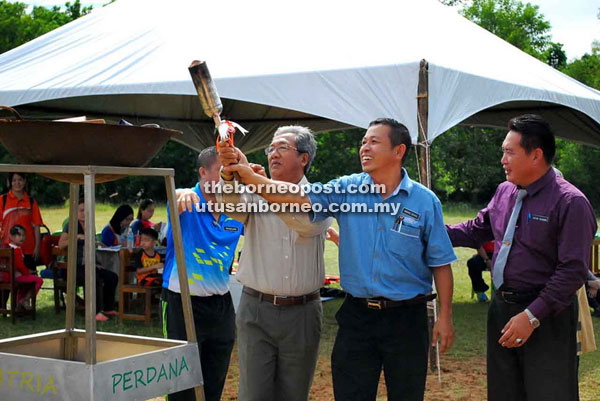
[{"left": 0, "top": 173, "right": 43, "bottom": 272}]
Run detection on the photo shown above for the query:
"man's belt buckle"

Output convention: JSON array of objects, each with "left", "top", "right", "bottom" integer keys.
[
  {"left": 500, "top": 291, "right": 516, "bottom": 304},
  {"left": 273, "top": 295, "right": 287, "bottom": 306},
  {"left": 366, "top": 299, "right": 383, "bottom": 310}
]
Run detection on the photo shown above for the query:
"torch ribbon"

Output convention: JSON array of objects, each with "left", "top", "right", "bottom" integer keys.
[{"left": 216, "top": 120, "right": 248, "bottom": 151}]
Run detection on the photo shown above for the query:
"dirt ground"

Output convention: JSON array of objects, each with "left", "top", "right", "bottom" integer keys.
[
  {"left": 220, "top": 350, "right": 488, "bottom": 401},
  {"left": 148, "top": 351, "right": 488, "bottom": 401}
]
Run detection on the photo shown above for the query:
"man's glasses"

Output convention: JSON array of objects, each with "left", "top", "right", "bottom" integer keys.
[{"left": 264, "top": 144, "right": 299, "bottom": 155}]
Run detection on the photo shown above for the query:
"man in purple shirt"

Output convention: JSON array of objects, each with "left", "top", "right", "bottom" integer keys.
[{"left": 447, "top": 114, "right": 597, "bottom": 401}]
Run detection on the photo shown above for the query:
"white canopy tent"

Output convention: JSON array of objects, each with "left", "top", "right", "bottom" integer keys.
[{"left": 0, "top": 0, "right": 599, "bottom": 183}]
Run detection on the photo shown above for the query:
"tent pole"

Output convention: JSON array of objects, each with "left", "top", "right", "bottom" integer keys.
[
  {"left": 417, "top": 59, "right": 431, "bottom": 189},
  {"left": 418, "top": 59, "right": 441, "bottom": 382}
]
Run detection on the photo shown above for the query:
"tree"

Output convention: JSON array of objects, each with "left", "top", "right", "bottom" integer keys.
[
  {"left": 553, "top": 41, "right": 600, "bottom": 208},
  {"left": 0, "top": 0, "right": 92, "bottom": 54},
  {"left": 460, "top": 0, "right": 566, "bottom": 66},
  {"left": 428, "top": 0, "right": 583, "bottom": 206},
  {"left": 562, "top": 41, "right": 600, "bottom": 89},
  {"left": 432, "top": 127, "right": 505, "bottom": 204}
]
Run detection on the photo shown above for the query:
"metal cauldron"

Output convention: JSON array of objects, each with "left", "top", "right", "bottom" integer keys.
[{"left": 0, "top": 106, "right": 182, "bottom": 183}]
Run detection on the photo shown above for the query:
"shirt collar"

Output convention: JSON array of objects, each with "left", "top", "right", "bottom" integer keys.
[
  {"left": 524, "top": 167, "right": 554, "bottom": 197},
  {"left": 193, "top": 182, "right": 207, "bottom": 204},
  {"left": 365, "top": 168, "right": 412, "bottom": 197},
  {"left": 298, "top": 176, "right": 309, "bottom": 186},
  {"left": 392, "top": 168, "right": 413, "bottom": 196},
  {"left": 7, "top": 190, "right": 29, "bottom": 202}
]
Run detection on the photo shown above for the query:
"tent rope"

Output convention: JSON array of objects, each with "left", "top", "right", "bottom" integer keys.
[
  {"left": 414, "top": 144, "right": 422, "bottom": 184},
  {"left": 416, "top": 109, "right": 432, "bottom": 188}
]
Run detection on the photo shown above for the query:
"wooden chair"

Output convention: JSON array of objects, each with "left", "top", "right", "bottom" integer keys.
[
  {"left": 49, "top": 244, "right": 84, "bottom": 314},
  {"left": 118, "top": 249, "right": 161, "bottom": 326},
  {"left": 591, "top": 238, "right": 600, "bottom": 277},
  {"left": 0, "top": 248, "right": 36, "bottom": 323}
]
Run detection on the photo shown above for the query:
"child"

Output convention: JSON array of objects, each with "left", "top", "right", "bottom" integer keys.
[
  {"left": 4, "top": 225, "right": 43, "bottom": 311},
  {"left": 587, "top": 271, "right": 600, "bottom": 317},
  {"left": 134, "top": 228, "right": 164, "bottom": 287}
]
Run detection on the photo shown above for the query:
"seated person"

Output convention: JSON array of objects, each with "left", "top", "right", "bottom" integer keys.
[
  {"left": 59, "top": 198, "right": 119, "bottom": 321},
  {"left": 101, "top": 204, "right": 134, "bottom": 247},
  {"left": 1, "top": 225, "right": 43, "bottom": 311},
  {"left": 131, "top": 199, "right": 158, "bottom": 236},
  {"left": 586, "top": 270, "right": 600, "bottom": 317},
  {"left": 466, "top": 241, "right": 494, "bottom": 302},
  {"left": 134, "top": 228, "right": 164, "bottom": 287}
]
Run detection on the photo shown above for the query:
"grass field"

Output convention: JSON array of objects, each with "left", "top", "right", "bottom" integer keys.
[{"left": 1, "top": 203, "right": 599, "bottom": 400}]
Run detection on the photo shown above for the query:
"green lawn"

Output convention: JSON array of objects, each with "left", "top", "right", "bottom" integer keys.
[{"left": 1, "top": 203, "right": 599, "bottom": 399}]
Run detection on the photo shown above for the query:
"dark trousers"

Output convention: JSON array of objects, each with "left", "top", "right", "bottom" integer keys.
[
  {"left": 466, "top": 253, "right": 491, "bottom": 293},
  {"left": 76, "top": 267, "right": 118, "bottom": 313},
  {"left": 487, "top": 293, "right": 578, "bottom": 401},
  {"left": 162, "top": 288, "right": 235, "bottom": 401},
  {"left": 332, "top": 296, "right": 429, "bottom": 401}
]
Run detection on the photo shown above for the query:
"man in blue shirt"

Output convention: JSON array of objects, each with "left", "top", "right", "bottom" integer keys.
[
  {"left": 162, "top": 146, "right": 243, "bottom": 401},
  {"left": 222, "top": 118, "right": 456, "bottom": 401}
]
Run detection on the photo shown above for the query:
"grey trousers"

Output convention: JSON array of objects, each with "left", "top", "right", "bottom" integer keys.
[{"left": 236, "top": 290, "right": 322, "bottom": 401}]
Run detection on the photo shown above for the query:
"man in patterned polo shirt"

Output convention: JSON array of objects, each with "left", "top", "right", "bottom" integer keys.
[{"left": 162, "top": 146, "right": 243, "bottom": 401}]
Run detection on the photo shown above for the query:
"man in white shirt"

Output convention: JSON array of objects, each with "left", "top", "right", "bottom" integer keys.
[{"left": 180, "top": 126, "right": 331, "bottom": 401}]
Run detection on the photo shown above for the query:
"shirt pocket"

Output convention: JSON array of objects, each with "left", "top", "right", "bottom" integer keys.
[
  {"left": 386, "top": 222, "right": 423, "bottom": 262},
  {"left": 524, "top": 214, "right": 555, "bottom": 254}
]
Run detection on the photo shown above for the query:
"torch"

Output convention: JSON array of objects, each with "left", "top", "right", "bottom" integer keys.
[{"left": 188, "top": 60, "right": 247, "bottom": 151}]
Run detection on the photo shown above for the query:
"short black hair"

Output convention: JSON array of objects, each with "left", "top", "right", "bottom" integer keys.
[
  {"left": 140, "top": 227, "right": 158, "bottom": 241},
  {"left": 508, "top": 114, "right": 555, "bottom": 164},
  {"left": 368, "top": 118, "right": 411, "bottom": 163},
  {"left": 197, "top": 146, "right": 218, "bottom": 169},
  {"left": 9, "top": 225, "right": 25, "bottom": 237},
  {"left": 8, "top": 172, "right": 26, "bottom": 184}
]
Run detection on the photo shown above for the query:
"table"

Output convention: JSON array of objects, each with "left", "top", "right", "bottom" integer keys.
[{"left": 96, "top": 246, "right": 167, "bottom": 276}]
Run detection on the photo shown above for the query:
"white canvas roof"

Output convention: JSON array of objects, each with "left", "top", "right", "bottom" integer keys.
[{"left": 0, "top": 0, "right": 599, "bottom": 151}]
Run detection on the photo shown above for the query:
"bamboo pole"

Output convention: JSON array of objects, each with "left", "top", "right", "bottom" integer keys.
[
  {"left": 164, "top": 175, "right": 205, "bottom": 401},
  {"left": 84, "top": 171, "right": 97, "bottom": 365},
  {"left": 417, "top": 59, "right": 431, "bottom": 188},
  {"left": 64, "top": 183, "right": 80, "bottom": 360}
]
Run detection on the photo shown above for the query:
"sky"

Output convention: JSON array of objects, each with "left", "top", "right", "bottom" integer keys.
[{"left": 13, "top": 0, "right": 600, "bottom": 60}]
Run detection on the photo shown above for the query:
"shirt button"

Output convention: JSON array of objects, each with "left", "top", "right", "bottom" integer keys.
[
  {"left": 378, "top": 226, "right": 383, "bottom": 231},
  {"left": 284, "top": 255, "right": 289, "bottom": 259},
  {"left": 374, "top": 253, "right": 380, "bottom": 258},
  {"left": 505, "top": 241, "right": 510, "bottom": 246},
  {"left": 284, "top": 276, "right": 289, "bottom": 279}
]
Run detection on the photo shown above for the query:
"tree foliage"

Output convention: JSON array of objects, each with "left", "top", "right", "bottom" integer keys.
[
  {"left": 553, "top": 41, "right": 600, "bottom": 209},
  {"left": 562, "top": 41, "right": 600, "bottom": 90},
  {"left": 460, "top": 0, "right": 566, "bottom": 68},
  {"left": 0, "top": 0, "right": 597, "bottom": 212},
  {"left": 432, "top": 0, "right": 598, "bottom": 209},
  {"left": 0, "top": 0, "right": 92, "bottom": 54}
]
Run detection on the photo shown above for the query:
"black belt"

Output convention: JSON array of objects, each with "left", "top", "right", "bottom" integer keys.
[
  {"left": 348, "top": 293, "right": 436, "bottom": 310},
  {"left": 495, "top": 288, "right": 540, "bottom": 304},
  {"left": 243, "top": 287, "right": 320, "bottom": 306}
]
